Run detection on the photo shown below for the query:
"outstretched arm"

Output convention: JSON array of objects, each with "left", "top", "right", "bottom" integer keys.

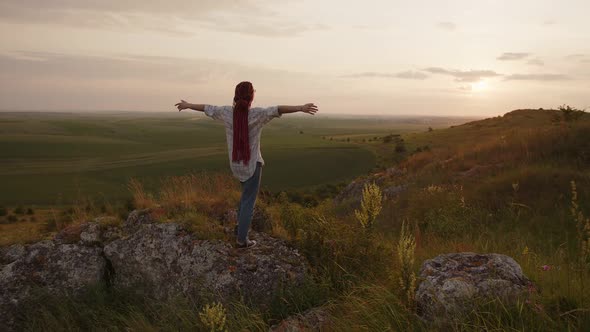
[
  {"left": 175, "top": 100, "right": 205, "bottom": 112},
  {"left": 278, "top": 103, "right": 318, "bottom": 115}
]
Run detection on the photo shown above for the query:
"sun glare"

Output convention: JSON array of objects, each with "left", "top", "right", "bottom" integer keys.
[{"left": 471, "top": 80, "right": 488, "bottom": 92}]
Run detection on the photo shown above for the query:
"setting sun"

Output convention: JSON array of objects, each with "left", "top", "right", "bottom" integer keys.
[{"left": 471, "top": 80, "right": 488, "bottom": 92}]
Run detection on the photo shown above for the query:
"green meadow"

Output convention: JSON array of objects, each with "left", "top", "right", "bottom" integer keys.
[{"left": 0, "top": 111, "right": 471, "bottom": 206}]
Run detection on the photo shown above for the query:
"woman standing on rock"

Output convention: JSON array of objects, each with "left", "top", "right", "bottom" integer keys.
[{"left": 175, "top": 81, "right": 318, "bottom": 248}]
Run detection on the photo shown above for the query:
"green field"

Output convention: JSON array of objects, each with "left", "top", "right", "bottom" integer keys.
[{"left": 0, "top": 111, "right": 473, "bottom": 205}]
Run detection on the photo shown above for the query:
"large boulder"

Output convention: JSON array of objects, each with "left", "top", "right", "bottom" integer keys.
[
  {"left": 416, "top": 252, "right": 533, "bottom": 324},
  {"left": 104, "top": 215, "right": 306, "bottom": 308},
  {"left": 0, "top": 209, "right": 308, "bottom": 331},
  {"left": 0, "top": 241, "right": 107, "bottom": 331}
]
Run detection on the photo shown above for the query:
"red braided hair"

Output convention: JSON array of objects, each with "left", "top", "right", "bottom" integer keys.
[{"left": 232, "top": 81, "right": 254, "bottom": 165}]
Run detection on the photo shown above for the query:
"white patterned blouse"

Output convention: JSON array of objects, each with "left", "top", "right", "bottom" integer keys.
[{"left": 204, "top": 105, "right": 282, "bottom": 182}]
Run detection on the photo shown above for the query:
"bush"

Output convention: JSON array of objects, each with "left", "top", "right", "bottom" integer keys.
[
  {"left": 7, "top": 214, "right": 18, "bottom": 223},
  {"left": 559, "top": 104, "right": 586, "bottom": 122},
  {"left": 395, "top": 142, "right": 406, "bottom": 153},
  {"left": 0, "top": 206, "right": 7, "bottom": 216},
  {"left": 251, "top": 204, "right": 273, "bottom": 233},
  {"left": 14, "top": 206, "right": 25, "bottom": 215},
  {"left": 26, "top": 207, "right": 34, "bottom": 215},
  {"left": 354, "top": 182, "right": 383, "bottom": 231},
  {"left": 397, "top": 220, "right": 416, "bottom": 308},
  {"left": 199, "top": 302, "right": 228, "bottom": 332}
]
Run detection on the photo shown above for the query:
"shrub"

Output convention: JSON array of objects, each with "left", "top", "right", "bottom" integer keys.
[
  {"left": 397, "top": 220, "right": 416, "bottom": 309},
  {"left": 14, "top": 206, "right": 25, "bottom": 215},
  {"left": 26, "top": 207, "right": 34, "bottom": 215},
  {"left": 199, "top": 302, "right": 228, "bottom": 332},
  {"left": 0, "top": 206, "right": 7, "bottom": 216},
  {"left": 7, "top": 214, "right": 18, "bottom": 223},
  {"left": 354, "top": 182, "right": 383, "bottom": 231},
  {"left": 395, "top": 142, "right": 406, "bottom": 153},
  {"left": 570, "top": 180, "right": 590, "bottom": 268},
  {"left": 251, "top": 204, "right": 273, "bottom": 233},
  {"left": 559, "top": 104, "right": 586, "bottom": 122},
  {"left": 280, "top": 200, "right": 308, "bottom": 239}
]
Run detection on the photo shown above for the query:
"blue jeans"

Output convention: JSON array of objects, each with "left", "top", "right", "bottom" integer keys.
[{"left": 237, "top": 162, "right": 262, "bottom": 243}]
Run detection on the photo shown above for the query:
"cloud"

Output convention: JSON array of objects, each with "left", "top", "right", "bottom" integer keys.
[
  {"left": 565, "top": 54, "right": 590, "bottom": 64},
  {"left": 343, "top": 71, "right": 428, "bottom": 80},
  {"left": 504, "top": 73, "right": 571, "bottom": 81},
  {"left": 497, "top": 52, "right": 530, "bottom": 61},
  {"left": 436, "top": 22, "right": 456, "bottom": 31},
  {"left": 0, "top": 52, "right": 208, "bottom": 84},
  {"left": 0, "top": 1, "right": 325, "bottom": 37},
  {"left": 566, "top": 54, "right": 585, "bottom": 59},
  {"left": 526, "top": 58, "right": 544, "bottom": 66},
  {"left": 423, "top": 67, "right": 501, "bottom": 82},
  {"left": 0, "top": 51, "right": 306, "bottom": 85},
  {"left": 0, "top": 51, "right": 324, "bottom": 111}
]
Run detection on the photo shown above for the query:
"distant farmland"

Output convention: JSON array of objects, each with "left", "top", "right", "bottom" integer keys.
[{"left": 0, "top": 111, "right": 472, "bottom": 205}]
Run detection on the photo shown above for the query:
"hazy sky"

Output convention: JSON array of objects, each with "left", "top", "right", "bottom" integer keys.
[{"left": 0, "top": 0, "right": 589, "bottom": 116}]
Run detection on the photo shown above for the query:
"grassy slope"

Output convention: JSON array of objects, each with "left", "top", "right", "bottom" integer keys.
[
  {"left": 7, "top": 109, "right": 590, "bottom": 330},
  {"left": 282, "top": 109, "right": 588, "bottom": 331}
]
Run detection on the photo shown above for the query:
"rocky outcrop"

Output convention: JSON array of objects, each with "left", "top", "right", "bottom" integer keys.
[
  {"left": 104, "top": 209, "right": 305, "bottom": 307},
  {"left": 0, "top": 241, "right": 106, "bottom": 331},
  {"left": 0, "top": 209, "right": 307, "bottom": 331},
  {"left": 334, "top": 167, "right": 406, "bottom": 204},
  {"left": 416, "top": 252, "right": 533, "bottom": 324}
]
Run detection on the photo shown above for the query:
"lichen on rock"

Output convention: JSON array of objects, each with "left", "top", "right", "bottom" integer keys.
[{"left": 415, "top": 252, "right": 534, "bottom": 324}]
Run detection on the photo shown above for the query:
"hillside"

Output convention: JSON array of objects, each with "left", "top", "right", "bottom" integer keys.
[
  {"left": 364, "top": 108, "right": 590, "bottom": 241},
  {"left": 1, "top": 108, "right": 589, "bottom": 331}
]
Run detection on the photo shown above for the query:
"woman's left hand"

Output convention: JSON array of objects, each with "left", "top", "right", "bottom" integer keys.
[{"left": 301, "top": 103, "right": 318, "bottom": 115}]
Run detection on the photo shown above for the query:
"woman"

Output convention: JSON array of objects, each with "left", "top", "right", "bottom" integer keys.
[{"left": 175, "top": 81, "right": 318, "bottom": 248}]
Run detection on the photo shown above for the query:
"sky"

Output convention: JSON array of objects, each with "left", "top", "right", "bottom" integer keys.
[{"left": 0, "top": 0, "right": 589, "bottom": 116}]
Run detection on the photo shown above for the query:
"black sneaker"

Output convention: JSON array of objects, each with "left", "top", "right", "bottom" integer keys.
[{"left": 236, "top": 239, "right": 257, "bottom": 249}]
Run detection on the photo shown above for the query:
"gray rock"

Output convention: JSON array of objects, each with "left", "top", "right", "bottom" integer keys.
[
  {"left": 0, "top": 241, "right": 106, "bottom": 331},
  {"left": 54, "top": 219, "right": 122, "bottom": 246},
  {"left": 79, "top": 222, "right": 102, "bottom": 244},
  {"left": 270, "top": 307, "right": 330, "bottom": 332},
  {"left": 0, "top": 244, "right": 25, "bottom": 264},
  {"left": 416, "top": 252, "right": 533, "bottom": 324},
  {"left": 334, "top": 167, "right": 406, "bottom": 204},
  {"left": 383, "top": 185, "right": 408, "bottom": 199},
  {"left": 103, "top": 221, "right": 306, "bottom": 308},
  {"left": 123, "top": 208, "right": 157, "bottom": 232},
  {"left": 0, "top": 209, "right": 308, "bottom": 330}
]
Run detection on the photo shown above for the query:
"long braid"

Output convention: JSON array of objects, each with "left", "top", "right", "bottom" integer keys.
[{"left": 232, "top": 82, "right": 254, "bottom": 165}]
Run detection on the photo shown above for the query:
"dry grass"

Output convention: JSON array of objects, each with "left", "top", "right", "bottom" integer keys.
[
  {"left": 129, "top": 172, "right": 240, "bottom": 219},
  {"left": 0, "top": 221, "right": 48, "bottom": 246}
]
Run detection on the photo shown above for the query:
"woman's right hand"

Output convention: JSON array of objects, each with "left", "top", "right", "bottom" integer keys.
[{"left": 175, "top": 100, "right": 190, "bottom": 111}]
